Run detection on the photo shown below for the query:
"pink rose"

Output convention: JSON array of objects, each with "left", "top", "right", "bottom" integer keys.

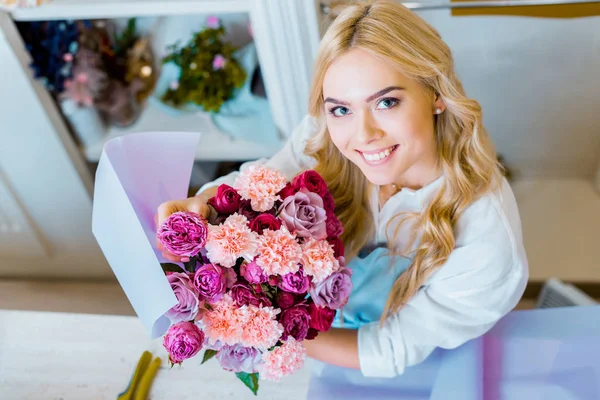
[
  {"left": 193, "top": 263, "right": 227, "bottom": 303},
  {"left": 280, "top": 304, "right": 310, "bottom": 341},
  {"left": 157, "top": 211, "right": 207, "bottom": 257},
  {"left": 249, "top": 213, "right": 281, "bottom": 235},
  {"left": 277, "top": 267, "right": 310, "bottom": 294},
  {"left": 163, "top": 321, "right": 204, "bottom": 364},
  {"left": 325, "top": 211, "right": 344, "bottom": 238},
  {"left": 308, "top": 303, "right": 335, "bottom": 332},
  {"left": 278, "top": 189, "right": 327, "bottom": 240},
  {"left": 165, "top": 273, "right": 200, "bottom": 323},
  {"left": 292, "top": 170, "right": 329, "bottom": 197},
  {"left": 240, "top": 259, "right": 269, "bottom": 284},
  {"left": 208, "top": 184, "right": 242, "bottom": 215}
]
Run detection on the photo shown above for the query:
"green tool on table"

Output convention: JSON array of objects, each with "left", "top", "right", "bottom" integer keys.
[{"left": 117, "top": 351, "right": 162, "bottom": 400}]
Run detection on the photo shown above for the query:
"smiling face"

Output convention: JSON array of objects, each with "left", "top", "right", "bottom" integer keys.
[{"left": 322, "top": 48, "right": 444, "bottom": 189}]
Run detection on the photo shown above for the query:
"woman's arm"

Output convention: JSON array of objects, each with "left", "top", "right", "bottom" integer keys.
[{"left": 304, "top": 328, "right": 360, "bottom": 370}]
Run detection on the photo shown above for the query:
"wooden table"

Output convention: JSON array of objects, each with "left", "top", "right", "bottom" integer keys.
[{"left": 0, "top": 310, "right": 311, "bottom": 400}]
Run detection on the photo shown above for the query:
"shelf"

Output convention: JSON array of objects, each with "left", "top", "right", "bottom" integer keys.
[
  {"left": 10, "top": 0, "right": 251, "bottom": 21},
  {"left": 511, "top": 178, "right": 600, "bottom": 282},
  {"left": 83, "top": 101, "right": 285, "bottom": 162}
]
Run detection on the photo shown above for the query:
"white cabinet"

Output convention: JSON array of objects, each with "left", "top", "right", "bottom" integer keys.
[{"left": 0, "top": 0, "right": 320, "bottom": 279}]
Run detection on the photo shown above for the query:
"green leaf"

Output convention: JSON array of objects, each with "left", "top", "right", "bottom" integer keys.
[
  {"left": 201, "top": 349, "right": 217, "bottom": 364},
  {"left": 161, "top": 263, "right": 183, "bottom": 274},
  {"left": 183, "top": 256, "right": 197, "bottom": 273},
  {"left": 236, "top": 372, "right": 259, "bottom": 396}
]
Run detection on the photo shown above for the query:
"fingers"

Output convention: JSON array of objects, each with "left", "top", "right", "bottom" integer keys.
[{"left": 162, "top": 251, "right": 183, "bottom": 263}]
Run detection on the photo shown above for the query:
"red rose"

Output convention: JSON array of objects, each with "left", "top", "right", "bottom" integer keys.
[
  {"left": 292, "top": 170, "right": 328, "bottom": 197},
  {"left": 322, "top": 192, "right": 335, "bottom": 213},
  {"left": 249, "top": 213, "right": 281, "bottom": 235},
  {"left": 237, "top": 199, "right": 259, "bottom": 221},
  {"left": 308, "top": 303, "right": 336, "bottom": 332},
  {"left": 327, "top": 237, "right": 345, "bottom": 258},
  {"left": 208, "top": 184, "right": 241, "bottom": 214},
  {"left": 278, "top": 182, "right": 297, "bottom": 199},
  {"left": 305, "top": 328, "right": 319, "bottom": 340},
  {"left": 326, "top": 211, "right": 344, "bottom": 238},
  {"left": 275, "top": 290, "right": 298, "bottom": 309}
]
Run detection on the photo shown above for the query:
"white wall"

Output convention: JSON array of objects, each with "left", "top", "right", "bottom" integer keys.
[{"left": 416, "top": 10, "right": 600, "bottom": 180}]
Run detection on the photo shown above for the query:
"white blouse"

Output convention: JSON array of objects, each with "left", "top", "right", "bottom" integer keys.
[{"left": 198, "top": 115, "right": 529, "bottom": 378}]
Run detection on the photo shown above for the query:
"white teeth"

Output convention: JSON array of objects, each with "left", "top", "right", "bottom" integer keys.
[{"left": 363, "top": 146, "right": 394, "bottom": 162}]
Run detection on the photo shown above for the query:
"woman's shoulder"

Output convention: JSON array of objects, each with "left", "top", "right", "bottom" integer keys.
[
  {"left": 455, "top": 177, "right": 523, "bottom": 250},
  {"left": 429, "top": 177, "right": 529, "bottom": 289},
  {"left": 451, "top": 176, "right": 527, "bottom": 276}
]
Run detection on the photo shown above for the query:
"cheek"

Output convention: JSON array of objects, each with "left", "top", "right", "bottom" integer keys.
[{"left": 327, "top": 124, "right": 352, "bottom": 155}]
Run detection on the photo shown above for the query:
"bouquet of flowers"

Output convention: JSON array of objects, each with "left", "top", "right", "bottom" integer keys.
[{"left": 156, "top": 165, "right": 351, "bottom": 395}]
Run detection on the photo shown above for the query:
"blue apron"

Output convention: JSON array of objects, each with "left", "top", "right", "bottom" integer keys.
[{"left": 308, "top": 246, "right": 443, "bottom": 399}]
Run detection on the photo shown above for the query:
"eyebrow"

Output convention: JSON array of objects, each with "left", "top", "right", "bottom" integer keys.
[{"left": 324, "top": 86, "right": 404, "bottom": 106}]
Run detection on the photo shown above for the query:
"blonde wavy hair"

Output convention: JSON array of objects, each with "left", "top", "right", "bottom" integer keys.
[{"left": 304, "top": 0, "right": 505, "bottom": 325}]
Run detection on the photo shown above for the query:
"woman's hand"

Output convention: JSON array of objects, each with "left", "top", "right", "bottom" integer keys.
[{"left": 154, "top": 187, "right": 217, "bottom": 262}]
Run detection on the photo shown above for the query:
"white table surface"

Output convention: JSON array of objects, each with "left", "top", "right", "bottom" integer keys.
[{"left": 0, "top": 310, "right": 311, "bottom": 400}]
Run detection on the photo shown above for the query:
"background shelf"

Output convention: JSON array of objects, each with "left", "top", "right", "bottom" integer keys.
[
  {"left": 83, "top": 100, "right": 286, "bottom": 162},
  {"left": 10, "top": 0, "right": 252, "bottom": 21}
]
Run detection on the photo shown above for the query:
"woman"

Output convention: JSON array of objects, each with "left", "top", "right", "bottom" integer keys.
[{"left": 157, "top": 0, "right": 528, "bottom": 380}]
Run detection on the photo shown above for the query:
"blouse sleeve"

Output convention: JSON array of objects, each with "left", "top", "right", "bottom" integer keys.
[
  {"left": 197, "top": 114, "right": 319, "bottom": 195},
  {"left": 357, "top": 201, "right": 529, "bottom": 378}
]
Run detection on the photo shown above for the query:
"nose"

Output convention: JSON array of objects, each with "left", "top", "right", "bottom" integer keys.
[{"left": 356, "top": 110, "right": 384, "bottom": 145}]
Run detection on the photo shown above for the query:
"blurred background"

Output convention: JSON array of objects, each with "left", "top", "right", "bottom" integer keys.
[{"left": 0, "top": 0, "right": 599, "bottom": 314}]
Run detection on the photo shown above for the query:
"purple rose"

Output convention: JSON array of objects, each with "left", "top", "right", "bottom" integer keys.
[
  {"left": 231, "top": 282, "right": 271, "bottom": 307},
  {"left": 278, "top": 189, "right": 327, "bottom": 240},
  {"left": 309, "top": 267, "right": 352, "bottom": 309},
  {"left": 240, "top": 259, "right": 269, "bottom": 284},
  {"left": 280, "top": 304, "right": 310, "bottom": 341},
  {"left": 275, "top": 290, "right": 298, "bottom": 309},
  {"left": 249, "top": 213, "right": 281, "bottom": 235},
  {"left": 165, "top": 272, "right": 200, "bottom": 323},
  {"left": 157, "top": 211, "right": 207, "bottom": 257},
  {"left": 278, "top": 268, "right": 310, "bottom": 294},
  {"left": 216, "top": 344, "right": 263, "bottom": 373},
  {"left": 208, "top": 184, "right": 242, "bottom": 214},
  {"left": 193, "top": 263, "right": 227, "bottom": 303}
]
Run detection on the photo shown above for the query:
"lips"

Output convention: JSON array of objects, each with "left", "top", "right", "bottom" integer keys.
[{"left": 357, "top": 145, "right": 398, "bottom": 165}]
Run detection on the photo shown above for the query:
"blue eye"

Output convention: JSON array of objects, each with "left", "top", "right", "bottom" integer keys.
[
  {"left": 377, "top": 98, "right": 398, "bottom": 109},
  {"left": 330, "top": 106, "right": 351, "bottom": 117}
]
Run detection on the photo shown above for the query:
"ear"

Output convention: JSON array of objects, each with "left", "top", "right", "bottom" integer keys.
[{"left": 433, "top": 92, "right": 446, "bottom": 115}]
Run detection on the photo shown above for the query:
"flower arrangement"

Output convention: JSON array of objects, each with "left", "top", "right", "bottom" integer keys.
[
  {"left": 157, "top": 166, "right": 351, "bottom": 394},
  {"left": 160, "top": 16, "right": 247, "bottom": 113}
]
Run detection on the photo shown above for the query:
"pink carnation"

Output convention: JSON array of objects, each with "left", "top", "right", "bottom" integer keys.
[
  {"left": 205, "top": 213, "right": 259, "bottom": 268},
  {"left": 201, "top": 294, "right": 247, "bottom": 345},
  {"left": 201, "top": 294, "right": 283, "bottom": 350},
  {"left": 260, "top": 338, "right": 306, "bottom": 381},
  {"left": 301, "top": 237, "right": 340, "bottom": 283},
  {"left": 233, "top": 165, "right": 287, "bottom": 212},
  {"left": 256, "top": 226, "right": 302, "bottom": 276},
  {"left": 240, "top": 305, "right": 284, "bottom": 350}
]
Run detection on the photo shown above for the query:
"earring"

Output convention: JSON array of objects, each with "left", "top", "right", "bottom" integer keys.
[{"left": 435, "top": 108, "right": 442, "bottom": 114}]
